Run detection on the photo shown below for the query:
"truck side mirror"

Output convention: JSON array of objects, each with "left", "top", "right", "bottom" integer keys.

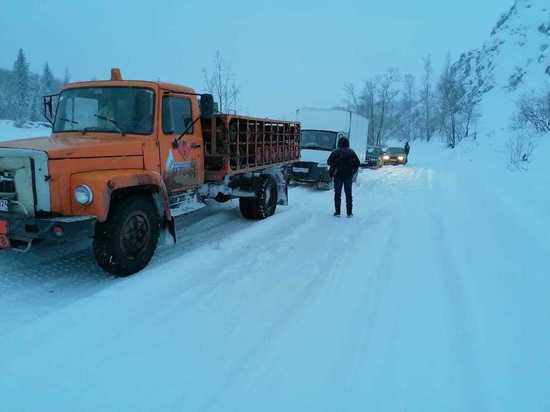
[
  {"left": 42, "top": 94, "right": 59, "bottom": 127},
  {"left": 200, "top": 94, "right": 215, "bottom": 119}
]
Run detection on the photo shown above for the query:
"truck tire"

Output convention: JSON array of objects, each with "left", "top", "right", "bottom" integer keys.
[
  {"left": 93, "top": 195, "right": 160, "bottom": 276},
  {"left": 239, "top": 175, "right": 278, "bottom": 220}
]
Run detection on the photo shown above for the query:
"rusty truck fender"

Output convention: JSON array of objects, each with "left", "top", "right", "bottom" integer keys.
[{"left": 70, "top": 170, "right": 171, "bottom": 222}]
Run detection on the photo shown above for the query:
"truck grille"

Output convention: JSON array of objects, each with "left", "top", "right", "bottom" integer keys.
[{"left": 0, "top": 171, "right": 15, "bottom": 194}]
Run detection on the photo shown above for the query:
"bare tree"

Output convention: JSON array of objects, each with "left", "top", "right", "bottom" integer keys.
[
  {"left": 513, "top": 90, "right": 550, "bottom": 133},
  {"left": 202, "top": 51, "right": 240, "bottom": 114},
  {"left": 507, "top": 132, "right": 535, "bottom": 170},
  {"left": 438, "top": 55, "right": 466, "bottom": 148},
  {"left": 344, "top": 69, "right": 401, "bottom": 146},
  {"left": 375, "top": 69, "right": 400, "bottom": 145},
  {"left": 400, "top": 74, "right": 417, "bottom": 142},
  {"left": 421, "top": 55, "right": 435, "bottom": 141},
  {"left": 344, "top": 80, "right": 376, "bottom": 145}
]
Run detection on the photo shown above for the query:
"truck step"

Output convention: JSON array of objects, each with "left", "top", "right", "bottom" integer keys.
[{"left": 169, "top": 191, "right": 206, "bottom": 218}]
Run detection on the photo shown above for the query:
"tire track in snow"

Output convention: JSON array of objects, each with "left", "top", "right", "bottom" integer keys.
[{"left": 430, "top": 170, "right": 491, "bottom": 411}]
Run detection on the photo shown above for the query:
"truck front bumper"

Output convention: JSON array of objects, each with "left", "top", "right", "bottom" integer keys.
[{"left": 0, "top": 213, "right": 96, "bottom": 249}]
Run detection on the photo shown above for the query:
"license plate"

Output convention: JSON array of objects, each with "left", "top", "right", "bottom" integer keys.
[
  {"left": 293, "top": 167, "right": 309, "bottom": 173},
  {"left": 0, "top": 199, "right": 8, "bottom": 212}
]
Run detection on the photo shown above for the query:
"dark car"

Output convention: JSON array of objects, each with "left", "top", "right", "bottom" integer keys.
[
  {"left": 363, "top": 146, "right": 384, "bottom": 168},
  {"left": 383, "top": 147, "right": 408, "bottom": 165}
]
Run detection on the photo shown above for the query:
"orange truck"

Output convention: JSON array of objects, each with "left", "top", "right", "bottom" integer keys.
[{"left": 0, "top": 69, "right": 300, "bottom": 276}]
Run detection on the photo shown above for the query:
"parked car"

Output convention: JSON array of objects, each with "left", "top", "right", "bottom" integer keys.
[
  {"left": 363, "top": 146, "right": 384, "bottom": 168},
  {"left": 382, "top": 147, "right": 408, "bottom": 165}
]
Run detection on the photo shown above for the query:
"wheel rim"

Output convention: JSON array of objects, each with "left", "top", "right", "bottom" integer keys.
[{"left": 120, "top": 211, "right": 151, "bottom": 257}]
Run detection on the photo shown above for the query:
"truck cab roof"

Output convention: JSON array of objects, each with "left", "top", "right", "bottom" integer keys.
[{"left": 63, "top": 80, "right": 197, "bottom": 95}]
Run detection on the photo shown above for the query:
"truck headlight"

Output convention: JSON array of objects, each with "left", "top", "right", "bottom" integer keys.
[
  {"left": 383, "top": 155, "right": 390, "bottom": 160},
  {"left": 74, "top": 185, "right": 93, "bottom": 206},
  {"left": 398, "top": 156, "right": 405, "bottom": 161}
]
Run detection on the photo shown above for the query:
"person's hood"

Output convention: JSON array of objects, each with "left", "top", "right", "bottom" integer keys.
[
  {"left": 0, "top": 134, "right": 144, "bottom": 159},
  {"left": 337, "top": 137, "right": 350, "bottom": 148},
  {"left": 300, "top": 149, "right": 332, "bottom": 164}
]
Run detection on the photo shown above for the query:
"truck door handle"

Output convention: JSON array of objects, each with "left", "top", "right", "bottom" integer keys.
[{"left": 191, "top": 144, "right": 201, "bottom": 149}]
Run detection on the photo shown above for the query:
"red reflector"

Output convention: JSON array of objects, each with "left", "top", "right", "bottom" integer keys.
[
  {"left": 52, "top": 225, "right": 64, "bottom": 237},
  {"left": 0, "top": 234, "right": 10, "bottom": 249},
  {"left": 0, "top": 220, "right": 8, "bottom": 235}
]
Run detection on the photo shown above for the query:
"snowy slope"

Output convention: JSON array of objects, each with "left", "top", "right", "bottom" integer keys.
[
  {"left": 1, "top": 141, "right": 549, "bottom": 411},
  {"left": 455, "top": 0, "right": 550, "bottom": 133},
  {"left": 0, "top": 119, "right": 50, "bottom": 141}
]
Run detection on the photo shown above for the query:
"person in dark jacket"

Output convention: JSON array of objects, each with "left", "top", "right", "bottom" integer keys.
[
  {"left": 404, "top": 141, "right": 411, "bottom": 155},
  {"left": 327, "top": 137, "right": 361, "bottom": 217}
]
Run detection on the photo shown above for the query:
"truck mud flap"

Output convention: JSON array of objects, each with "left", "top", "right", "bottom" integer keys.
[{"left": 277, "top": 179, "right": 288, "bottom": 206}]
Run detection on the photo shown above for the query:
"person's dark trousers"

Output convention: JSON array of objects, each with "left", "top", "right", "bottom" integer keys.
[{"left": 334, "top": 176, "right": 353, "bottom": 215}]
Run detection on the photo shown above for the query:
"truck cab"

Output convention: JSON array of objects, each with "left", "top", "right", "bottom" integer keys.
[
  {"left": 290, "top": 129, "right": 346, "bottom": 190},
  {"left": 0, "top": 69, "right": 299, "bottom": 275}
]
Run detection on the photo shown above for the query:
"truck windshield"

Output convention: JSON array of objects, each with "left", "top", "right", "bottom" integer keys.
[
  {"left": 300, "top": 130, "right": 337, "bottom": 151},
  {"left": 53, "top": 87, "right": 154, "bottom": 135}
]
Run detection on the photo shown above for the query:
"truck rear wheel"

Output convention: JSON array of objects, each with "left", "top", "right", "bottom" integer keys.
[
  {"left": 239, "top": 175, "right": 278, "bottom": 220},
  {"left": 93, "top": 195, "right": 160, "bottom": 276}
]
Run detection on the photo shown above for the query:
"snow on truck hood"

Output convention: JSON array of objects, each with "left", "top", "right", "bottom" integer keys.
[
  {"left": 0, "top": 134, "right": 143, "bottom": 159},
  {"left": 300, "top": 149, "right": 332, "bottom": 164}
]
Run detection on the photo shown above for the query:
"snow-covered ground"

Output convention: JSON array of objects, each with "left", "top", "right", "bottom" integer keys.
[
  {"left": 1, "top": 120, "right": 549, "bottom": 410},
  {"left": 0, "top": 119, "right": 50, "bottom": 141}
]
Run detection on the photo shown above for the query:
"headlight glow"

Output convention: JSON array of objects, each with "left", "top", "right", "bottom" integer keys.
[
  {"left": 383, "top": 155, "right": 390, "bottom": 160},
  {"left": 74, "top": 185, "right": 94, "bottom": 206},
  {"left": 398, "top": 156, "right": 405, "bottom": 161}
]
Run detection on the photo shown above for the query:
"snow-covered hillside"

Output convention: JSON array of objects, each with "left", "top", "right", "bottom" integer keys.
[{"left": 455, "top": 0, "right": 550, "bottom": 132}]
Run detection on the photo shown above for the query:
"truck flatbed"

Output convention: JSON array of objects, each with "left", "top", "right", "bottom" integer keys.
[{"left": 202, "top": 114, "right": 300, "bottom": 181}]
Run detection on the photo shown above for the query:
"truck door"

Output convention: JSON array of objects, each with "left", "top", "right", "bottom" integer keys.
[{"left": 159, "top": 92, "right": 205, "bottom": 194}]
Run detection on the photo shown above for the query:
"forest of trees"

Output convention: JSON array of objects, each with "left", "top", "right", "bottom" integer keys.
[
  {"left": 344, "top": 54, "right": 483, "bottom": 149},
  {"left": 0, "top": 48, "right": 68, "bottom": 127}
]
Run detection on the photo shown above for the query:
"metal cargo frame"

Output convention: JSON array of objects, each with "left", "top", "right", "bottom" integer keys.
[{"left": 202, "top": 114, "right": 300, "bottom": 182}]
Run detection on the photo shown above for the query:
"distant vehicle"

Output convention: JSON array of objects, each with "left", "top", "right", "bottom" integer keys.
[
  {"left": 289, "top": 108, "right": 368, "bottom": 190},
  {"left": 290, "top": 129, "right": 345, "bottom": 190},
  {"left": 363, "top": 146, "right": 384, "bottom": 168},
  {"left": 383, "top": 147, "right": 408, "bottom": 165}
]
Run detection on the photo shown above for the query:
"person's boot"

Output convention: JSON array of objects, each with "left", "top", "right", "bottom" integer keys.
[{"left": 334, "top": 211, "right": 341, "bottom": 217}]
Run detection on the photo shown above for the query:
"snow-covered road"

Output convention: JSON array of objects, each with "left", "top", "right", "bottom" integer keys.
[{"left": 1, "top": 142, "right": 549, "bottom": 411}]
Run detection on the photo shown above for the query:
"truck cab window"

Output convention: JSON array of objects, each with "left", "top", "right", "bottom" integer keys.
[
  {"left": 163, "top": 96, "right": 193, "bottom": 134},
  {"left": 53, "top": 87, "right": 154, "bottom": 135}
]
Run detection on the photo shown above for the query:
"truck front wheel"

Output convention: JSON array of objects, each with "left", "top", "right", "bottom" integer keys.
[
  {"left": 239, "top": 175, "right": 278, "bottom": 220},
  {"left": 93, "top": 195, "right": 160, "bottom": 276}
]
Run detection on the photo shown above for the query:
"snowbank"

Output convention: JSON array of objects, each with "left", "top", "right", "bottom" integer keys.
[{"left": 0, "top": 119, "right": 50, "bottom": 142}]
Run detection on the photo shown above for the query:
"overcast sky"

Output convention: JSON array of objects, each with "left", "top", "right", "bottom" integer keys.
[{"left": 0, "top": 0, "right": 512, "bottom": 118}]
